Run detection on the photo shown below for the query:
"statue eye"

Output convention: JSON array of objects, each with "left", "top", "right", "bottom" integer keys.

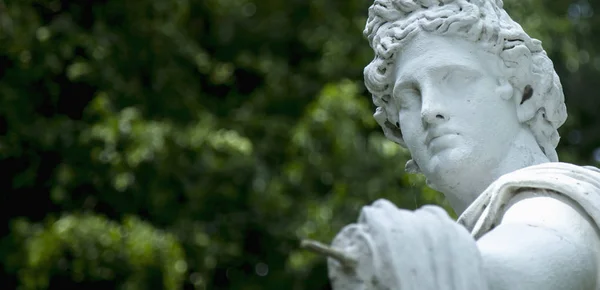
[{"left": 398, "top": 86, "right": 421, "bottom": 109}]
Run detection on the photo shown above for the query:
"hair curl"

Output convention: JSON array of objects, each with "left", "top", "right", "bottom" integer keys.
[{"left": 364, "top": 0, "right": 567, "bottom": 163}]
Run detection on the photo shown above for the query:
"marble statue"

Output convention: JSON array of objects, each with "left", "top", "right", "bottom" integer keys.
[{"left": 301, "top": 0, "right": 600, "bottom": 289}]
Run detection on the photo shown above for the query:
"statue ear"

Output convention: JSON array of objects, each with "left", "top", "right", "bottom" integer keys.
[
  {"left": 515, "top": 84, "right": 539, "bottom": 123},
  {"left": 495, "top": 78, "right": 513, "bottom": 101},
  {"left": 519, "top": 85, "right": 533, "bottom": 105}
]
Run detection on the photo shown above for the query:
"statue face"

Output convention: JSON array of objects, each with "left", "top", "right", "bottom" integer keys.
[{"left": 395, "top": 33, "right": 522, "bottom": 193}]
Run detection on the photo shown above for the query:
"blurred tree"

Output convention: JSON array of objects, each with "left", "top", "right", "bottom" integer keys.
[{"left": 0, "top": 0, "right": 598, "bottom": 289}]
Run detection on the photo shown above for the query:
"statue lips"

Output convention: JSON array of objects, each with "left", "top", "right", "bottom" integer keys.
[{"left": 425, "top": 128, "right": 459, "bottom": 148}]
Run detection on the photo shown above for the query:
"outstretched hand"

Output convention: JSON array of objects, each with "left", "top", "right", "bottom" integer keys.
[{"left": 320, "top": 199, "right": 489, "bottom": 290}]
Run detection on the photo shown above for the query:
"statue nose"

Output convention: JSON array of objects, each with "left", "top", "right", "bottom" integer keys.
[
  {"left": 420, "top": 87, "right": 449, "bottom": 125},
  {"left": 421, "top": 108, "right": 448, "bottom": 125}
]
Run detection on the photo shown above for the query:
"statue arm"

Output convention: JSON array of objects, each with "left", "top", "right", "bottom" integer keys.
[{"left": 477, "top": 191, "right": 600, "bottom": 290}]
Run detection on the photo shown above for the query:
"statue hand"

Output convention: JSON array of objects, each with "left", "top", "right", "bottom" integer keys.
[{"left": 327, "top": 199, "right": 489, "bottom": 290}]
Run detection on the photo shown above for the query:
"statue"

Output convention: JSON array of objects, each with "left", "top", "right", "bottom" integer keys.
[{"left": 301, "top": 0, "right": 600, "bottom": 289}]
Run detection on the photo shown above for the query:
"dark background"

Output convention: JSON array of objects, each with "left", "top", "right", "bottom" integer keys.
[{"left": 0, "top": 0, "right": 599, "bottom": 289}]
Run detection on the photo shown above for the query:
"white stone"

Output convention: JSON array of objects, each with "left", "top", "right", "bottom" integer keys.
[
  {"left": 321, "top": 0, "right": 600, "bottom": 289},
  {"left": 328, "top": 200, "right": 489, "bottom": 289}
]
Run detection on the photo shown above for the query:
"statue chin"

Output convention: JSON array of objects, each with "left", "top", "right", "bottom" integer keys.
[
  {"left": 422, "top": 148, "right": 478, "bottom": 185},
  {"left": 421, "top": 147, "right": 504, "bottom": 212}
]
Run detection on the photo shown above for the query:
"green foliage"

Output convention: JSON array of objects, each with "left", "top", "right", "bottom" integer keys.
[
  {"left": 7, "top": 215, "right": 185, "bottom": 290},
  {"left": 0, "top": 0, "right": 599, "bottom": 289}
]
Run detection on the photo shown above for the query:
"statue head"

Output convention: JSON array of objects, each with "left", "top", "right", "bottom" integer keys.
[{"left": 364, "top": 0, "right": 567, "bottom": 180}]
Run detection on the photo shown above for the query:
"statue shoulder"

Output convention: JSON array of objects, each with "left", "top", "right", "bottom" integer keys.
[
  {"left": 476, "top": 189, "right": 600, "bottom": 290},
  {"left": 501, "top": 189, "right": 600, "bottom": 247},
  {"left": 500, "top": 163, "right": 600, "bottom": 241},
  {"left": 459, "top": 162, "right": 600, "bottom": 240}
]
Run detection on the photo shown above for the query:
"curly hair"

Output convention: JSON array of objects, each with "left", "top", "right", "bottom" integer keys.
[{"left": 364, "top": 0, "right": 567, "bottom": 163}]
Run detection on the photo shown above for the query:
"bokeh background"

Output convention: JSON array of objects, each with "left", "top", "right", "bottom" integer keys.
[{"left": 1, "top": 0, "right": 599, "bottom": 289}]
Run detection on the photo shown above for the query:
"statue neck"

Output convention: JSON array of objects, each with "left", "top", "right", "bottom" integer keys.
[{"left": 443, "top": 127, "right": 551, "bottom": 215}]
